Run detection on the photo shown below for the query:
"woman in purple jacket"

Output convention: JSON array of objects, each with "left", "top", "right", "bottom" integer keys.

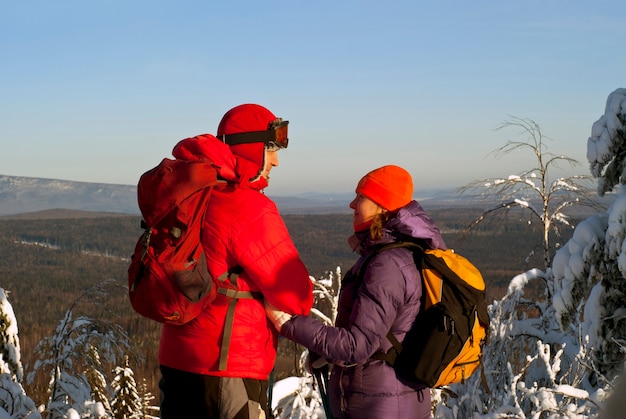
[{"left": 266, "top": 165, "right": 446, "bottom": 418}]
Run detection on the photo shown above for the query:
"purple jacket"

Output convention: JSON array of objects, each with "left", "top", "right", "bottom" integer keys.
[{"left": 281, "top": 200, "right": 446, "bottom": 418}]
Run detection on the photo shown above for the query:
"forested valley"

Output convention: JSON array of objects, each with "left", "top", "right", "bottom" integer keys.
[{"left": 0, "top": 206, "right": 573, "bottom": 406}]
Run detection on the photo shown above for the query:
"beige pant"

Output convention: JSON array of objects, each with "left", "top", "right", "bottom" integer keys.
[{"left": 159, "top": 365, "right": 269, "bottom": 418}]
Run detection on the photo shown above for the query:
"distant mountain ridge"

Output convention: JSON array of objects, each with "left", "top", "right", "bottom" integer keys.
[
  {"left": 0, "top": 174, "right": 461, "bottom": 217},
  {"left": 0, "top": 175, "right": 138, "bottom": 216}
]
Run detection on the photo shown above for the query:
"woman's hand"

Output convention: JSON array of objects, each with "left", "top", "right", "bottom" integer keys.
[{"left": 305, "top": 351, "right": 329, "bottom": 373}]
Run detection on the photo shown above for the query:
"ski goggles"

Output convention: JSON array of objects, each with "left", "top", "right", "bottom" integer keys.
[{"left": 222, "top": 118, "right": 289, "bottom": 149}]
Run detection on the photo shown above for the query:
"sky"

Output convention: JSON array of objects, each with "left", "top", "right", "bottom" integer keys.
[{"left": 1, "top": 1, "right": 625, "bottom": 196}]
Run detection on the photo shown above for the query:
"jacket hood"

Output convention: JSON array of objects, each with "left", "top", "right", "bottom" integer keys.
[
  {"left": 172, "top": 134, "right": 268, "bottom": 190},
  {"left": 352, "top": 200, "right": 447, "bottom": 254},
  {"left": 216, "top": 103, "right": 279, "bottom": 186}
]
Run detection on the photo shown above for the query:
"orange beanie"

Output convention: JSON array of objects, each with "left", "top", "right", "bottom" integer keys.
[{"left": 355, "top": 165, "right": 413, "bottom": 211}]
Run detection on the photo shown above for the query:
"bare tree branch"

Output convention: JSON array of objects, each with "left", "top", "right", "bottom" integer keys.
[{"left": 458, "top": 116, "right": 604, "bottom": 269}]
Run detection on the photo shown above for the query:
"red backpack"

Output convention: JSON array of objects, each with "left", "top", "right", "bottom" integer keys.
[{"left": 127, "top": 157, "right": 219, "bottom": 325}]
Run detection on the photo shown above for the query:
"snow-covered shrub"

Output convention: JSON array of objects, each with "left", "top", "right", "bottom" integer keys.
[
  {"left": 271, "top": 268, "right": 341, "bottom": 419},
  {"left": 26, "top": 281, "right": 130, "bottom": 418},
  {"left": 434, "top": 268, "right": 610, "bottom": 418}
]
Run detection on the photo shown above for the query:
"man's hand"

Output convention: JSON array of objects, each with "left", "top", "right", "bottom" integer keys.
[{"left": 264, "top": 299, "right": 292, "bottom": 332}]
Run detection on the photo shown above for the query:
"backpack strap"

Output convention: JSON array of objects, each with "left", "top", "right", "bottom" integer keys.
[
  {"left": 371, "top": 331, "right": 403, "bottom": 365},
  {"left": 216, "top": 267, "right": 263, "bottom": 371}
]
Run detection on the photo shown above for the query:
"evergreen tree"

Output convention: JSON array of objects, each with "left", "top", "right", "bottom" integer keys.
[
  {"left": 84, "top": 344, "right": 112, "bottom": 414},
  {"left": 0, "top": 288, "right": 22, "bottom": 381},
  {"left": 556, "top": 87, "right": 626, "bottom": 380},
  {"left": 0, "top": 288, "right": 40, "bottom": 418},
  {"left": 110, "top": 355, "right": 142, "bottom": 419},
  {"left": 138, "top": 378, "right": 160, "bottom": 419}
]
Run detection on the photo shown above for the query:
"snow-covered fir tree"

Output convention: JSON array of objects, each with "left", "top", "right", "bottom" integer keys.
[
  {"left": 0, "top": 288, "right": 22, "bottom": 382},
  {"left": 84, "top": 344, "right": 111, "bottom": 415},
  {"left": 554, "top": 88, "right": 626, "bottom": 382},
  {"left": 0, "top": 287, "right": 40, "bottom": 418},
  {"left": 137, "top": 378, "right": 159, "bottom": 419},
  {"left": 110, "top": 355, "right": 142, "bottom": 419}
]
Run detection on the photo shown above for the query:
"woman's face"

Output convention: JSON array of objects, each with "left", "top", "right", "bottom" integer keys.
[{"left": 350, "top": 193, "right": 382, "bottom": 230}]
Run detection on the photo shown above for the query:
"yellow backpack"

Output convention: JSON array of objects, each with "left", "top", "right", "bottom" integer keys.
[{"left": 369, "top": 242, "right": 490, "bottom": 388}]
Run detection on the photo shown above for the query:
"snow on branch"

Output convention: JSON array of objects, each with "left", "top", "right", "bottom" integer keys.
[{"left": 587, "top": 88, "right": 626, "bottom": 195}]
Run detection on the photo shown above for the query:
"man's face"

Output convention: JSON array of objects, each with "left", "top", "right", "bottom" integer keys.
[{"left": 261, "top": 149, "right": 279, "bottom": 183}]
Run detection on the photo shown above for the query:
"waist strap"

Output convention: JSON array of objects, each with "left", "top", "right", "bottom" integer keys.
[{"left": 216, "top": 270, "right": 263, "bottom": 371}]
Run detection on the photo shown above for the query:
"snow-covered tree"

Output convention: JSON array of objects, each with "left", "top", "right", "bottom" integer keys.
[
  {"left": 588, "top": 88, "right": 626, "bottom": 196},
  {"left": 0, "top": 287, "right": 40, "bottom": 418},
  {"left": 84, "top": 344, "right": 111, "bottom": 415},
  {"left": 26, "top": 281, "right": 130, "bottom": 418},
  {"left": 110, "top": 355, "right": 142, "bottom": 419},
  {"left": 137, "top": 378, "right": 159, "bottom": 419},
  {"left": 555, "top": 88, "right": 626, "bottom": 381},
  {"left": 459, "top": 116, "right": 602, "bottom": 269},
  {"left": 0, "top": 289, "right": 22, "bottom": 382}
]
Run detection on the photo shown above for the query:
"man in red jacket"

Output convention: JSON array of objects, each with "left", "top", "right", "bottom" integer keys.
[{"left": 158, "top": 104, "right": 314, "bottom": 418}]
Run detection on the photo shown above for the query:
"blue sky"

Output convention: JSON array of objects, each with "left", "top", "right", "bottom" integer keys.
[{"left": 1, "top": 1, "right": 625, "bottom": 196}]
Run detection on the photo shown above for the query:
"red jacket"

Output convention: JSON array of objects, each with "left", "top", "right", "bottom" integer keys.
[{"left": 158, "top": 135, "right": 313, "bottom": 379}]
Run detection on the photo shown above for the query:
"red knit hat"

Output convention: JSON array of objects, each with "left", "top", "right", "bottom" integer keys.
[
  {"left": 216, "top": 104, "right": 278, "bottom": 168},
  {"left": 355, "top": 165, "right": 413, "bottom": 211}
]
